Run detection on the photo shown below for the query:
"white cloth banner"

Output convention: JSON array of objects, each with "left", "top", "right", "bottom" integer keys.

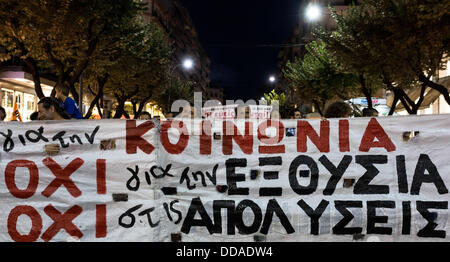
[{"left": 0, "top": 115, "right": 450, "bottom": 242}]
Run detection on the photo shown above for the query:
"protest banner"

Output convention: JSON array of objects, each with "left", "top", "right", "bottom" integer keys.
[
  {"left": 202, "top": 105, "right": 272, "bottom": 120},
  {"left": 0, "top": 115, "right": 449, "bottom": 242}
]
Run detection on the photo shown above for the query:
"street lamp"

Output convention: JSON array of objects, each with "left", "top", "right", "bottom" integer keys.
[
  {"left": 269, "top": 75, "right": 276, "bottom": 83},
  {"left": 182, "top": 58, "right": 194, "bottom": 70},
  {"left": 305, "top": 3, "right": 322, "bottom": 22},
  {"left": 168, "top": 58, "right": 194, "bottom": 112}
]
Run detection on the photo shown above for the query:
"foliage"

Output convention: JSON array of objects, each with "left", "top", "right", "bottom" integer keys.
[
  {"left": 0, "top": 0, "right": 147, "bottom": 102},
  {"left": 314, "top": 0, "right": 450, "bottom": 114},
  {"left": 103, "top": 18, "right": 173, "bottom": 118},
  {"left": 154, "top": 77, "right": 195, "bottom": 115},
  {"left": 282, "top": 41, "right": 359, "bottom": 116},
  {"left": 263, "top": 89, "right": 292, "bottom": 118}
]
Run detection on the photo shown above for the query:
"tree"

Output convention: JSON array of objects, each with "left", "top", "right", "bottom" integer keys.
[
  {"left": 263, "top": 90, "right": 293, "bottom": 118},
  {"left": 0, "top": 0, "right": 146, "bottom": 103},
  {"left": 315, "top": 0, "right": 450, "bottom": 115},
  {"left": 0, "top": 0, "right": 47, "bottom": 98},
  {"left": 98, "top": 19, "right": 172, "bottom": 119},
  {"left": 282, "top": 41, "right": 359, "bottom": 116},
  {"left": 154, "top": 77, "right": 195, "bottom": 116}
]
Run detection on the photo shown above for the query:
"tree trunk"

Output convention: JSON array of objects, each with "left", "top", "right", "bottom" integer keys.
[
  {"left": 23, "top": 58, "right": 45, "bottom": 99},
  {"left": 419, "top": 73, "right": 450, "bottom": 105},
  {"left": 84, "top": 88, "right": 102, "bottom": 119},
  {"left": 385, "top": 80, "right": 414, "bottom": 115},
  {"left": 395, "top": 89, "right": 414, "bottom": 115},
  {"left": 84, "top": 76, "right": 107, "bottom": 119},
  {"left": 11, "top": 34, "right": 45, "bottom": 99},
  {"left": 410, "top": 83, "right": 427, "bottom": 115},
  {"left": 136, "top": 100, "right": 149, "bottom": 118},
  {"left": 360, "top": 74, "right": 373, "bottom": 109},
  {"left": 113, "top": 99, "right": 126, "bottom": 119},
  {"left": 96, "top": 101, "right": 103, "bottom": 118},
  {"left": 131, "top": 101, "right": 138, "bottom": 119},
  {"left": 313, "top": 99, "right": 324, "bottom": 117},
  {"left": 388, "top": 91, "right": 399, "bottom": 116},
  {"left": 134, "top": 95, "right": 152, "bottom": 119},
  {"left": 113, "top": 87, "right": 139, "bottom": 119},
  {"left": 68, "top": 82, "right": 80, "bottom": 103}
]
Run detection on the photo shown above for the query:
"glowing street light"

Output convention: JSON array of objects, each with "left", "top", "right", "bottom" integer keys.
[
  {"left": 168, "top": 58, "right": 195, "bottom": 112},
  {"left": 182, "top": 58, "right": 194, "bottom": 70},
  {"left": 269, "top": 75, "right": 276, "bottom": 83},
  {"left": 305, "top": 3, "right": 321, "bottom": 22}
]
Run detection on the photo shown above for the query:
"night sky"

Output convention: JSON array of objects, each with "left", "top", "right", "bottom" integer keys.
[{"left": 179, "top": 0, "right": 304, "bottom": 101}]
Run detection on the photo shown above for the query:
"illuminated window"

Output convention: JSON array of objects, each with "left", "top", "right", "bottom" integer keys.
[
  {"left": 6, "top": 92, "right": 13, "bottom": 107},
  {"left": 27, "top": 101, "right": 35, "bottom": 110}
]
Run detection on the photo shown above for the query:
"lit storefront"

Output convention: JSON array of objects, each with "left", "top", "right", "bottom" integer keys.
[{"left": 0, "top": 67, "right": 54, "bottom": 121}]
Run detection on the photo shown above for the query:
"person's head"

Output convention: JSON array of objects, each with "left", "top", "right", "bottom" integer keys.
[
  {"left": 362, "top": 108, "right": 379, "bottom": 117},
  {"left": 30, "top": 111, "right": 39, "bottom": 121},
  {"left": 0, "top": 106, "right": 5, "bottom": 121},
  {"left": 324, "top": 101, "right": 352, "bottom": 118},
  {"left": 55, "top": 83, "right": 70, "bottom": 100},
  {"left": 293, "top": 110, "right": 302, "bottom": 119},
  {"left": 38, "top": 97, "right": 70, "bottom": 120},
  {"left": 139, "top": 111, "right": 152, "bottom": 120}
]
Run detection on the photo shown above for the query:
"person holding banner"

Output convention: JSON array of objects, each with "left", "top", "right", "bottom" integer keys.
[
  {"left": 138, "top": 111, "right": 152, "bottom": 120},
  {"left": 362, "top": 107, "right": 379, "bottom": 117},
  {"left": 293, "top": 109, "right": 303, "bottom": 119},
  {"left": 37, "top": 97, "right": 70, "bottom": 120},
  {"left": 29, "top": 111, "right": 39, "bottom": 121}
]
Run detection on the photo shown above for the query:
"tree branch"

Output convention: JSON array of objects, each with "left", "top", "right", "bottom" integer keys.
[
  {"left": 359, "top": 74, "right": 373, "bottom": 109},
  {"left": 419, "top": 73, "right": 450, "bottom": 105}
]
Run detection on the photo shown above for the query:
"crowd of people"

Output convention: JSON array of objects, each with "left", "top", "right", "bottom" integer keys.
[
  {"left": 0, "top": 83, "right": 83, "bottom": 122},
  {"left": 0, "top": 87, "right": 378, "bottom": 122}
]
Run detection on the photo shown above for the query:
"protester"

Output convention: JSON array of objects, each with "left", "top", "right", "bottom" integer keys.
[
  {"left": 362, "top": 108, "right": 379, "bottom": 117},
  {"left": 138, "top": 111, "right": 152, "bottom": 120},
  {"left": 29, "top": 111, "right": 39, "bottom": 121},
  {"left": 0, "top": 106, "right": 5, "bottom": 121},
  {"left": 38, "top": 97, "right": 71, "bottom": 120},
  {"left": 323, "top": 101, "right": 352, "bottom": 118},
  {"left": 293, "top": 110, "right": 302, "bottom": 119},
  {"left": 37, "top": 97, "right": 69, "bottom": 155},
  {"left": 55, "top": 83, "right": 83, "bottom": 119}
]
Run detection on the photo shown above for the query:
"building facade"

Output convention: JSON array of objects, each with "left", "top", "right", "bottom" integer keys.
[
  {"left": 277, "top": 0, "right": 450, "bottom": 116},
  {"left": 394, "top": 58, "right": 450, "bottom": 115},
  {"left": 0, "top": 0, "right": 211, "bottom": 121},
  {"left": 277, "top": 0, "right": 360, "bottom": 113},
  {"left": 143, "top": 0, "right": 211, "bottom": 93},
  {"left": 0, "top": 61, "right": 54, "bottom": 121},
  {"left": 278, "top": 0, "right": 357, "bottom": 67},
  {"left": 204, "top": 87, "right": 225, "bottom": 104}
]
